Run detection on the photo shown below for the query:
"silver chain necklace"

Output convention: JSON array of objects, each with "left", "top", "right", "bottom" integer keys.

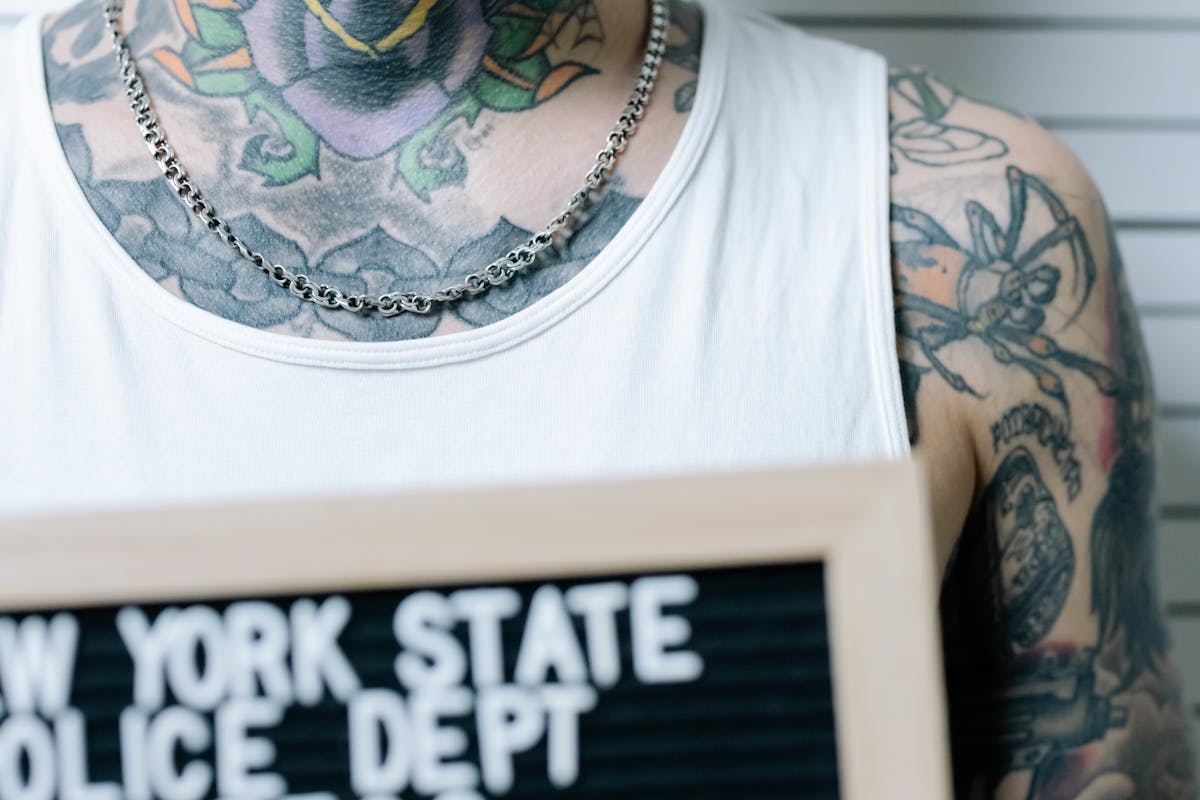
[{"left": 101, "top": 1, "right": 669, "bottom": 316}]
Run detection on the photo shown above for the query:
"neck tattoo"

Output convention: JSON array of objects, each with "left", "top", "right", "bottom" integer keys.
[{"left": 100, "top": 0, "right": 670, "bottom": 317}]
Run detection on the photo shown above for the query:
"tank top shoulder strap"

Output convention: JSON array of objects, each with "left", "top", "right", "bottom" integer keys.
[{"left": 675, "top": 4, "right": 908, "bottom": 456}]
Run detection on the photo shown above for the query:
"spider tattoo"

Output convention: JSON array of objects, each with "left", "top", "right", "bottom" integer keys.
[{"left": 893, "top": 165, "right": 1119, "bottom": 413}]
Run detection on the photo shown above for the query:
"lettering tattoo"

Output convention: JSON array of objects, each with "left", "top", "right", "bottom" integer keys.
[
  {"left": 991, "top": 403, "right": 1083, "bottom": 500},
  {"left": 42, "top": 0, "right": 705, "bottom": 341}
]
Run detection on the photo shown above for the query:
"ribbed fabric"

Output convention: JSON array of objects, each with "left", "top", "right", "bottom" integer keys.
[{"left": 0, "top": 4, "right": 908, "bottom": 515}]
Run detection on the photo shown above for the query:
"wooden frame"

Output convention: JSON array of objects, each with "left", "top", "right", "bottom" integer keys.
[{"left": 0, "top": 460, "right": 950, "bottom": 799}]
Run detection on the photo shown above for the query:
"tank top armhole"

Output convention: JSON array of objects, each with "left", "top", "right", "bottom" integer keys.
[{"left": 856, "top": 50, "right": 912, "bottom": 459}]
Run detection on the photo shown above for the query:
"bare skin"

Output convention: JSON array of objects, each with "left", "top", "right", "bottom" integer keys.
[{"left": 41, "top": 3, "right": 1195, "bottom": 796}]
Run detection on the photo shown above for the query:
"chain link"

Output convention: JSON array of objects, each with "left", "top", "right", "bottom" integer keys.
[{"left": 102, "top": 1, "right": 669, "bottom": 317}]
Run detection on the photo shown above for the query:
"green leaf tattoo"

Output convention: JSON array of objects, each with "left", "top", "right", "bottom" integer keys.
[
  {"left": 240, "top": 89, "right": 321, "bottom": 187},
  {"left": 393, "top": 94, "right": 482, "bottom": 201},
  {"left": 191, "top": 6, "right": 246, "bottom": 50}
]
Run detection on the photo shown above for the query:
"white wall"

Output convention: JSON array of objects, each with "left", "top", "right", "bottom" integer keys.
[
  {"left": 0, "top": 0, "right": 42, "bottom": 31},
  {"left": 4, "top": 0, "right": 1199, "bottom": 738}
]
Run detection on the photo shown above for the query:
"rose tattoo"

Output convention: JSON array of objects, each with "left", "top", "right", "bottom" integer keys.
[{"left": 152, "top": 0, "right": 602, "bottom": 195}]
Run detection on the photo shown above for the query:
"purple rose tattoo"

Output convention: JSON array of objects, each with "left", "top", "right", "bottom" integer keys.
[
  {"left": 153, "top": 0, "right": 603, "bottom": 194},
  {"left": 240, "top": 0, "right": 489, "bottom": 159}
]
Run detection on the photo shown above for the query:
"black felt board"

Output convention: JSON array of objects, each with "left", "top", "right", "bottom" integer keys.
[{"left": 0, "top": 562, "right": 839, "bottom": 799}]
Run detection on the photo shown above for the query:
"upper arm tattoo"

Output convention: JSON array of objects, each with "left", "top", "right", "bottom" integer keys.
[
  {"left": 940, "top": 324, "right": 1190, "bottom": 796},
  {"left": 1089, "top": 224, "right": 1167, "bottom": 688},
  {"left": 991, "top": 403, "right": 1083, "bottom": 501},
  {"left": 893, "top": 165, "right": 1117, "bottom": 432},
  {"left": 893, "top": 106, "right": 1195, "bottom": 792},
  {"left": 986, "top": 446, "right": 1076, "bottom": 650}
]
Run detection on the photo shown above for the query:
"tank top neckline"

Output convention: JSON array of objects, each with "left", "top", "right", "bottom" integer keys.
[{"left": 25, "top": 2, "right": 731, "bottom": 371}]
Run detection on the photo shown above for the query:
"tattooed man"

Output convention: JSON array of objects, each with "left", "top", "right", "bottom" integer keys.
[{"left": 0, "top": 2, "right": 1192, "bottom": 797}]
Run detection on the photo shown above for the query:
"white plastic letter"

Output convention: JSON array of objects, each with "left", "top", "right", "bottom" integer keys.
[
  {"left": 475, "top": 686, "right": 545, "bottom": 795},
  {"left": 0, "top": 715, "right": 56, "bottom": 800},
  {"left": 394, "top": 593, "right": 467, "bottom": 690},
  {"left": 348, "top": 689, "right": 410, "bottom": 795},
  {"left": 409, "top": 688, "right": 478, "bottom": 795},
  {"left": 215, "top": 699, "right": 286, "bottom": 800},
  {"left": 118, "top": 708, "right": 151, "bottom": 800},
  {"left": 145, "top": 707, "right": 212, "bottom": 800},
  {"left": 564, "top": 582, "right": 628, "bottom": 688},
  {"left": 630, "top": 576, "right": 703, "bottom": 684},
  {"left": 539, "top": 685, "right": 597, "bottom": 789},
  {"left": 117, "top": 608, "right": 177, "bottom": 712},
  {"left": 514, "top": 586, "right": 587, "bottom": 686},
  {"left": 0, "top": 614, "right": 79, "bottom": 716},
  {"left": 290, "top": 597, "right": 361, "bottom": 706},
  {"left": 166, "top": 607, "right": 228, "bottom": 711},
  {"left": 226, "top": 602, "right": 293, "bottom": 704},
  {"left": 55, "top": 709, "right": 121, "bottom": 800},
  {"left": 449, "top": 588, "right": 520, "bottom": 688}
]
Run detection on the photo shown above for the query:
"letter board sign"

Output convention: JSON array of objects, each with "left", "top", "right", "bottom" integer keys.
[{"left": 0, "top": 462, "right": 950, "bottom": 800}]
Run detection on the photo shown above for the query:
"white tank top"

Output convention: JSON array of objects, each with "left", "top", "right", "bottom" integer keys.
[{"left": 0, "top": 5, "right": 907, "bottom": 516}]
